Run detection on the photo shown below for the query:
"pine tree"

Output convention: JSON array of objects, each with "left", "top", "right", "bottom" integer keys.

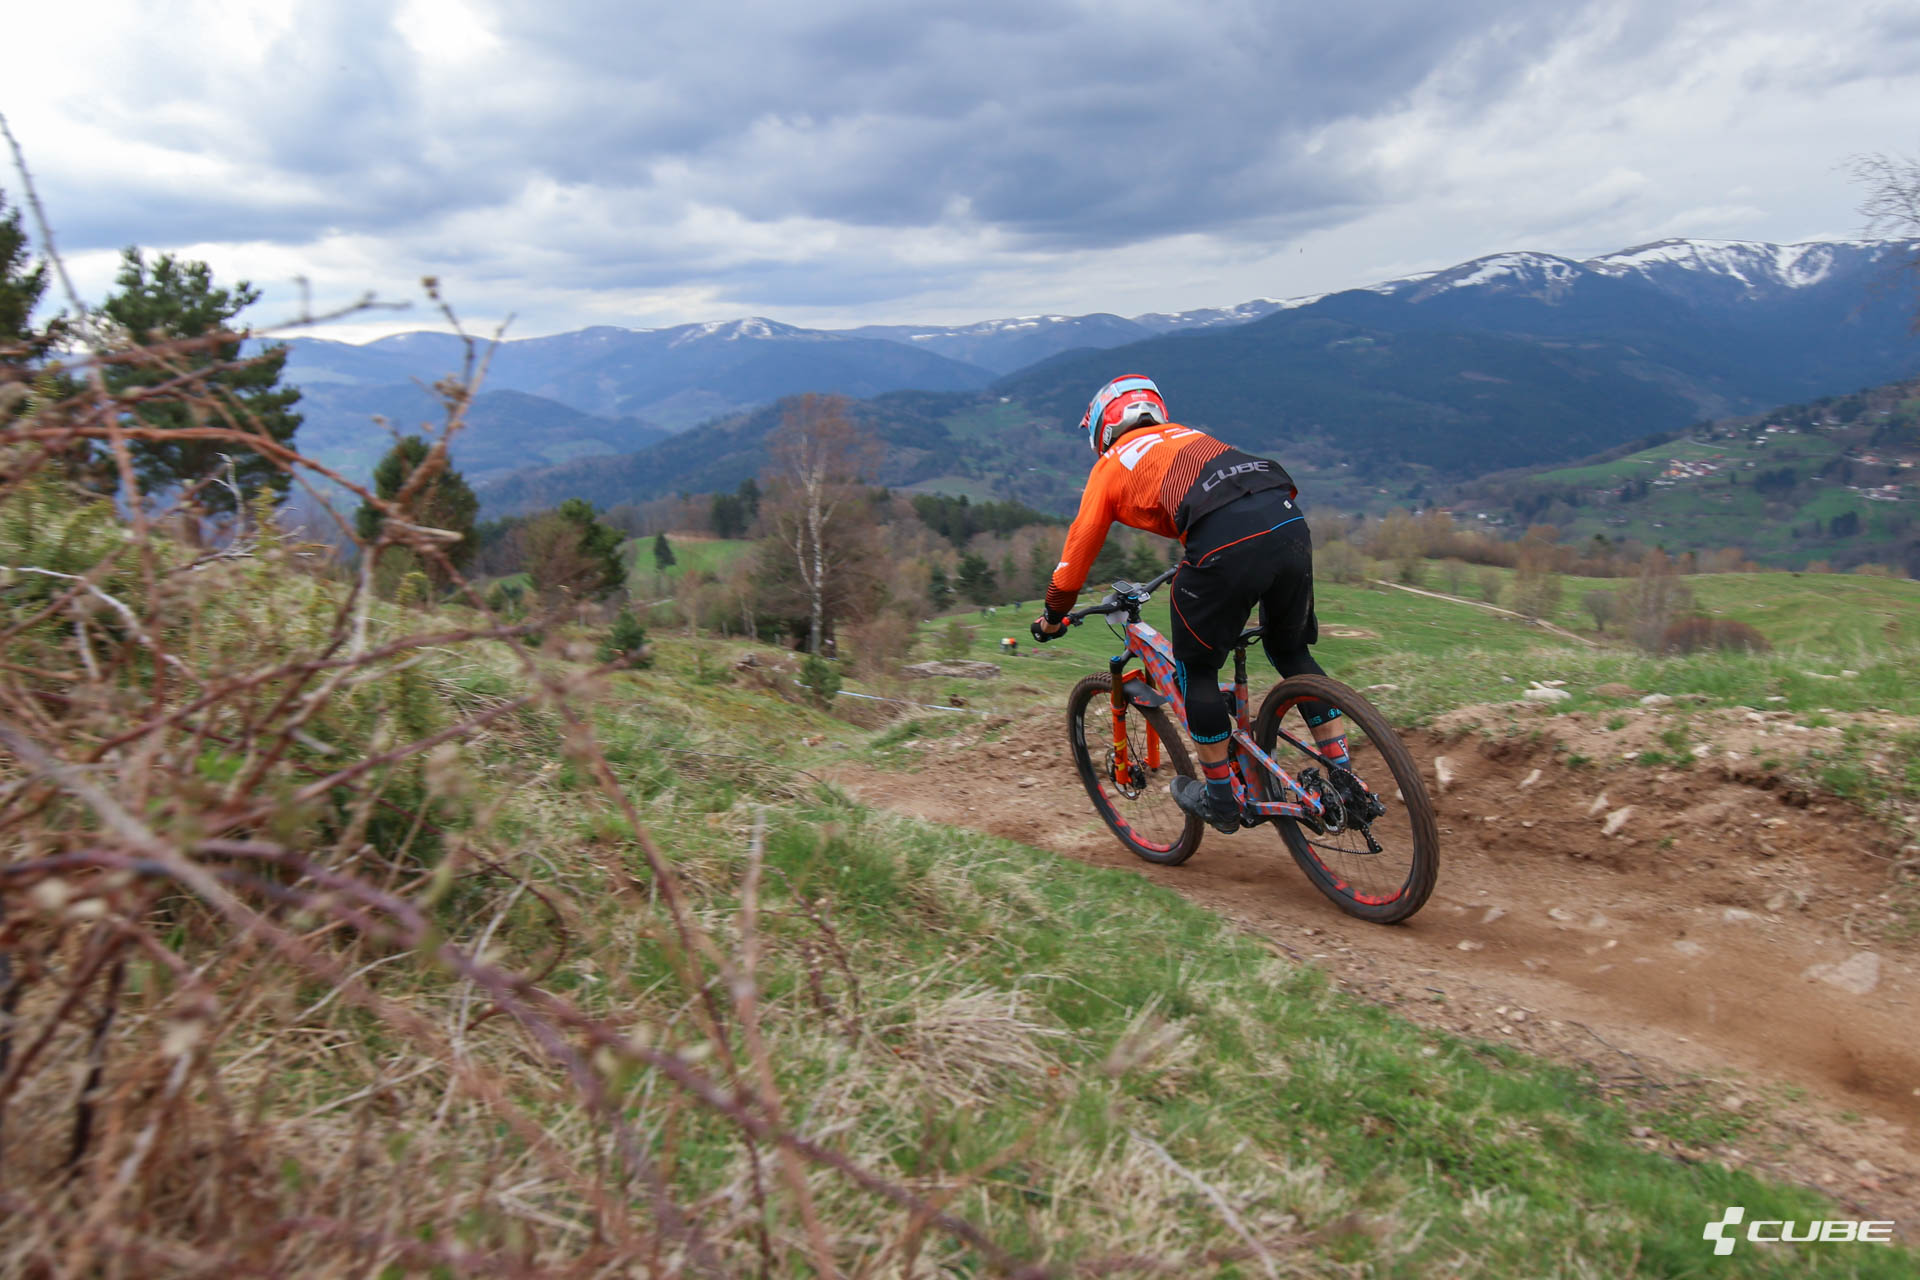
[
  {"left": 0, "top": 191, "right": 49, "bottom": 353},
  {"left": 501, "top": 499, "right": 630, "bottom": 607},
  {"left": 355, "top": 435, "right": 479, "bottom": 588},
  {"left": 599, "top": 609, "right": 650, "bottom": 666},
  {"left": 653, "top": 531, "right": 676, "bottom": 571},
  {"left": 955, "top": 551, "right": 996, "bottom": 604},
  {"left": 710, "top": 491, "right": 746, "bottom": 538},
  {"left": 99, "top": 248, "right": 301, "bottom": 513}
]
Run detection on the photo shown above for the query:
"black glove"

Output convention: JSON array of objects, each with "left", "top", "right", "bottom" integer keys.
[{"left": 1031, "top": 617, "right": 1062, "bottom": 644}]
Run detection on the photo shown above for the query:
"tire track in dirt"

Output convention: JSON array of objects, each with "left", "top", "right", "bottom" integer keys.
[{"left": 832, "top": 705, "right": 1920, "bottom": 1225}]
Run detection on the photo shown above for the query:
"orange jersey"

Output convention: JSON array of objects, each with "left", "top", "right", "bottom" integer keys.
[{"left": 1044, "top": 424, "right": 1295, "bottom": 616}]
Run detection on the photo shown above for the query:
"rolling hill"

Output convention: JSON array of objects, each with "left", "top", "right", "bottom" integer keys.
[{"left": 1451, "top": 373, "right": 1920, "bottom": 575}]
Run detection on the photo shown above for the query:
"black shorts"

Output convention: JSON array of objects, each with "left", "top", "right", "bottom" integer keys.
[{"left": 1167, "top": 490, "right": 1316, "bottom": 671}]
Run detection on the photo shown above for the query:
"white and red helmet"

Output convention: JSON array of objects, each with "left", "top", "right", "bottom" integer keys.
[{"left": 1081, "top": 374, "right": 1168, "bottom": 456}]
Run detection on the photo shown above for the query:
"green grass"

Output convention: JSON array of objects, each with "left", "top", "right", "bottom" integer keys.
[
  {"left": 909, "top": 566, "right": 1920, "bottom": 728},
  {"left": 624, "top": 534, "right": 753, "bottom": 588},
  {"left": 583, "top": 779, "right": 1919, "bottom": 1275},
  {"left": 578, "top": 578, "right": 1917, "bottom": 1270},
  {"left": 1475, "top": 427, "right": 1918, "bottom": 567}
]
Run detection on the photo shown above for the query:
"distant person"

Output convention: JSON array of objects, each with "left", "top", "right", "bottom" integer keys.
[{"left": 1030, "top": 375, "right": 1345, "bottom": 832}]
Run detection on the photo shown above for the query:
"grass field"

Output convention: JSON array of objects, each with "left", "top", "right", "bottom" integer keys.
[
  {"left": 909, "top": 564, "right": 1920, "bottom": 728},
  {"left": 1475, "top": 428, "right": 1915, "bottom": 567},
  {"left": 571, "top": 626, "right": 1920, "bottom": 1273},
  {"left": 623, "top": 532, "right": 753, "bottom": 589}
]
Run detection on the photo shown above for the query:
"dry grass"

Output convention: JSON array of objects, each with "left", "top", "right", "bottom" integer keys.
[{"left": 0, "top": 270, "right": 1085, "bottom": 1275}]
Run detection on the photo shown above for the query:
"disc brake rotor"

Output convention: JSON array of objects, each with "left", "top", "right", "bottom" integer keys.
[{"left": 1104, "top": 747, "right": 1146, "bottom": 799}]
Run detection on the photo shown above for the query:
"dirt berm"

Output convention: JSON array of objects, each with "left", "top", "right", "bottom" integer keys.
[{"left": 834, "top": 703, "right": 1920, "bottom": 1229}]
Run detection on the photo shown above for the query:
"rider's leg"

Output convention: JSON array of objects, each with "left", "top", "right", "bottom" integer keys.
[
  {"left": 1177, "top": 654, "right": 1237, "bottom": 807},
  {"left": 1167, "top": 550, "right": 1248, "bottom": 831},
  {"left": 1257, "top": 522, "right": 1350, "bottom": 766}
]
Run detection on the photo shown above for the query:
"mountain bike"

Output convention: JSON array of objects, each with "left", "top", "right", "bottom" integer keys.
[{"left": 1058, "top": 567, "right": 1439, "bottom": 923}]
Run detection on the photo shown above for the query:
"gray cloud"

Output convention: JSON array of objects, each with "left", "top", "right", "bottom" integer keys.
[{"left": 11, "top": 0, "right": 1920, "bottom": 333}]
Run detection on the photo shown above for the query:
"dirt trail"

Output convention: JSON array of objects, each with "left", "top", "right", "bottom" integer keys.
[{"left": 832, "top": 705, "right": 1920, "bottom": 1225}]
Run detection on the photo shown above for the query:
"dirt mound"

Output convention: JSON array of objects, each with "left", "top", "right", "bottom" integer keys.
[{"left": 833, "top": 704, "right": 1920, "bottom": 1227}]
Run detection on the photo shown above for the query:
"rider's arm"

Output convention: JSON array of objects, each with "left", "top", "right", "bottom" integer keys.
[{"left": 1043, "top": 460, "right": 1121, "bottom": 622}]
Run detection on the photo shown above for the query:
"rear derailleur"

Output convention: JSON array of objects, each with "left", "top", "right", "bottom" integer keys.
[{"left": 1295, "top": 765, "right": 1388, "bottom": 852}]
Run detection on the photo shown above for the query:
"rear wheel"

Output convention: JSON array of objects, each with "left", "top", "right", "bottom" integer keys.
[
  {"left": 1067, "top": 673, "right": 1201, "bottom": 866},
  {"left": 1251, "top": 674, "right": 1438, "bottom": 923}
]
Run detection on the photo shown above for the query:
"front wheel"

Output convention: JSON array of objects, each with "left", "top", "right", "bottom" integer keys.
[
  {"left": 1252, "top": 674, "right": 1438, "bottom": 923},
  {"left": 1067, "top": 674, "right": 1201, "bottom": 866}
]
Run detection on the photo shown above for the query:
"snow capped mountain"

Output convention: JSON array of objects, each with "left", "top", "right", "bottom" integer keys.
[
  {"left": 1131, "top": 297, "right": 1313, "bottom": 332},
  {"left": 1350, "top": 237, "right": 1918, "bottom": 307},
  {"left": 1407, "top": 252, "right": 1582, "bottom": 296},
  {"left": 1586, "top": 238, "right": 1878, "bottom": 290},
  {"left": 845, "top": 313, "right": 1155, "bottom": 374}
]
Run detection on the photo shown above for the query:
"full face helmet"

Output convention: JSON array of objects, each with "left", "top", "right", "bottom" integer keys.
[{"left": 1081, "top": 375, "right": 1168, "bottom": 456}]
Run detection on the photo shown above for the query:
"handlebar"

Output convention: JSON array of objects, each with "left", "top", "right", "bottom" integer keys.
[{"left": 1063, "top": 564, "right": 1179, "bottom": 624}]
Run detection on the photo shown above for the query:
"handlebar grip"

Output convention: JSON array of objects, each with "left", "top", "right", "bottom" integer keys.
[{"left": 1030, "top": 619, "right": 1055, "bottom": 644}]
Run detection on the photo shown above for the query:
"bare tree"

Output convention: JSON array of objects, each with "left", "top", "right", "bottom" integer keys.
[
  {"left": 1851, "top": 152, "right": 1920, "bottom": 329},
  {"left": 764, "top": 394, "right": 880, "bottom": 654},
  {"left": 1510, "top": 524, "right": 1564, "bottom": 621},
  {"left": 1624, "top": 548, "right": 1695, "bottom": 651}
]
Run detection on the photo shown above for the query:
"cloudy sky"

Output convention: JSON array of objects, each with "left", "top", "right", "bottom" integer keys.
[{"left": 6, "top": 0, "right": 1918, "bottom": 341}]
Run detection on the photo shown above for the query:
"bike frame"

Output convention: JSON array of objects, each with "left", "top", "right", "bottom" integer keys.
[{"left": 1100, "top": 612, "right": 1329, "bottom": 825}]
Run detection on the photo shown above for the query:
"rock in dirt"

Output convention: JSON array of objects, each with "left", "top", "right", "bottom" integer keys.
[
  {"left": 1587, "top": 791, "right": 1610, "bottom": 816},
  {"left": 1523, "top": 687, "right": 1572, "bottom": 703},
  {"left": 1518, "top": 768, "right": 1542, "bottom": 789},
  {"left": 1456, "top": 939, "right": 1485, "bottom": 952},
  {"left": 1804, "top": 952, "right": 1882, "bottom": 995},
  {"left": 1640, "top": 693, "right": 1673, "bottom": 707},
  {"left": 1601, "top": 806, "right": 1634, "bottom": 837},
  {"left": 903, "top": 660, "right": 1001, "bottom": 680},
  {"left": 1434, "top": 756, "right": 1457, "bottom": 792}
]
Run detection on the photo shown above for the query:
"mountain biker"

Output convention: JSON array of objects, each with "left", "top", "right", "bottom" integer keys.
[{"left": 1030, "top": 374, "right": 1347, "bottom": 833}]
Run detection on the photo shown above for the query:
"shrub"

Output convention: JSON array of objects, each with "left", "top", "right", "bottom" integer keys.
[
  {"left": 1511, "top": 568, "right": 1562, "bottom": 621},
  {"left": 485, "top": 579, "right": 527, "bottom": 619},
  {"left": 600, "top": 608, "right": 651, "bottom": 666},
  {"left": 1477, "top": 567, "right": 1503, "bottom": 603},
  {"left": 1317, "top": 539, "right": 1366, "bottom": 585},
  {"left": 799, "top": 650, "right": 842, "bottom": 705},
  {"left": 1582, "top": 589, "right": 1619, "bottom": 633},
  {"left": 937, "top": 618, "right": 975, "bottom": 659},
  {"left": 846, "top": 610, "right": 917, "bottom": 678},
  {"left": 1659, "top": 615, "right": 1771, "bottom": 654}
]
